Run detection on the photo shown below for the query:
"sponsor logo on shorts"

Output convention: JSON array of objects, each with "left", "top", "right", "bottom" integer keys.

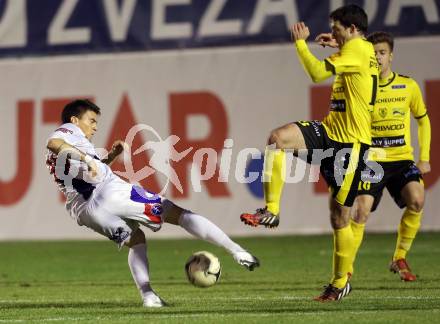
[
  {"left": 144, "top": 204, "right": 162, "bottom": 223},
  {"left": 311, "top": 121, "right": 322, "bottom": 137},
  {"left": 404, "top": 164, "right": 421, "bottom": 178},
  {"left": 151, "top": 204, "right": 163, "bottom": 216}
]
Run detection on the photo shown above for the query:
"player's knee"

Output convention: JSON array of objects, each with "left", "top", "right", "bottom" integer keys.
[
  {"left": 406, "top": 196, "right": 424, "bottom": 213},
  {"left": 354, "top": 205, "right": 370, "bottom": 224},
  {"left": 267, "top": 129, "right": 282, "bottom": 147},
  {"left": 352, "top": 210, "right": 367, "bottom": 224},
  {"left": 125, "top": 228, "right": 145, "bottom": 247},
  {"left": 330, "top": 215, "right": 350, "bottom": 229},
  {"left": 267, "top": 124, "right": 299, "bottom": 149},
  {"left": 162, "top": 200, "right": 185, "bottom": 225},
  {"left": 330, "top": 204, "right": 350, "bottom": 229}
]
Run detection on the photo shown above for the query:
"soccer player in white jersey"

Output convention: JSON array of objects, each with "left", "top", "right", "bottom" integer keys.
[{"left": 46, "top": 99, "right": 259, "bottom": 307}]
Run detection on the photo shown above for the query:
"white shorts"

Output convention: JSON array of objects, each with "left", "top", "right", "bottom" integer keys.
[{"left": 76, "top": 177, "right": 169, "bottom": 247}]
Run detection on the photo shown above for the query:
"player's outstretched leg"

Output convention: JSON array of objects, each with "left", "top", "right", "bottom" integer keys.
[
  {"left": 179, "top": 209, "right": 260, "bottom": 271},
  {"left": 126, "top": 229, "right": 167, "bottom": 307},
  {"left": 164, "top": 201, "right": 260, "bottom": 271}
]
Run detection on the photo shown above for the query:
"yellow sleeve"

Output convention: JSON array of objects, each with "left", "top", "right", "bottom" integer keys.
[
  {"left": 410, "top": 81, "right": 427, "bottom": 117},
  {"left": 416, "top": 114, "right": 431, "bottom": 162},
  {"left": 295, "top": 40, "right": 333, "bottom": 83},
  {"left": 324, "top": 40, "right": 362, "bottom": 74},
  {"left": 410, "top": 80, "right": 430, "bottom": 161}
]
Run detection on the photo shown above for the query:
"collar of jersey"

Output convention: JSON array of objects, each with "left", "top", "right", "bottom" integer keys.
[
  {"left": 64, "top": 123, "right": 87, "bottom": 138},
  {"left": 379, "top": 72, "right": 396, "bottom": 88}
]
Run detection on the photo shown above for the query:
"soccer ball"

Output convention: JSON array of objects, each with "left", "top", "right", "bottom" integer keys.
[{"left": 185, "top": 251, "right": 221, "bottom": 288}]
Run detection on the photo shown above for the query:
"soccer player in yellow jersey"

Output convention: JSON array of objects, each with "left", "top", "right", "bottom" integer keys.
[
  {"left": 350, "top": 31, "right": 431, "bottom": 282},
  {"left": 240, "top": 5, "right": 379, "bottom": 301}
]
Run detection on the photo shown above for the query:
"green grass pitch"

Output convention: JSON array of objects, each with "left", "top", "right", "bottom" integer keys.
[{"left": 0, "top": 233, "right": 439, "bottom": 323}]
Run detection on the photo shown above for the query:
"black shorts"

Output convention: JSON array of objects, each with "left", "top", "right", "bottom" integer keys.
[
  {"left": 295, "top": 120, "right": 369, "bottom": 207},
  {"left": 358, "top": 160, "right": 423, "bottom": 211}
]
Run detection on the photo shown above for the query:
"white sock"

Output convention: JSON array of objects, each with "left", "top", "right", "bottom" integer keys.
[
  {"left": 128, "top": 243, "right": 153, "bottom": 299},
  {"left": 179, "top": 211, "right": 244, "bottom": 255}
]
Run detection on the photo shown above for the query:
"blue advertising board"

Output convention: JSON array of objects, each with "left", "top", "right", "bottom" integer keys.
[{"left": 0, "top": 0, "right": 439, "bottom": 57}]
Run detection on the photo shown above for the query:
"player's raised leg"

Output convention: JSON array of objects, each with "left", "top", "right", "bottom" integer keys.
[
  {"left": 163, "top": 200, "right": 260, "bottom": 271},
  {"left": 240, "top": 123, "right": 307, "bottom": 228},
  {"left": 390, "top": 181, "right": 424, "bottom": 281}
]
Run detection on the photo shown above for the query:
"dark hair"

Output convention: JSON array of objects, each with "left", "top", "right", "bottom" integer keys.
[
  {"left": 61, "top": 99, "right": 101, "bottom": 124},
  {"left": 330, "top": 4, "right": 368, "bottom": 34},
  {"left": 367, "top": 31, "right": 394, "bottom": 51}
]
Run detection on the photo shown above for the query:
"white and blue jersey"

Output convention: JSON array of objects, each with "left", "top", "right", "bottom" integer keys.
[{"left": 46, "top": 123, "right": 165, "bottom": 246}]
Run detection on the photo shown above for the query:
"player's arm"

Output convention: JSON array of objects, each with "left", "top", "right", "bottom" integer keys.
[
  {"left": 102, "top": 140, "right": 127, "bottom": 166},
  {"left": 410, "top": 81, "right": 431, "bottom": 174},
  {"left": 291, "top": 22, "right": 333, "bottom": 83},
  {"left": 46, "top": 138, "right": 98, "bottom": 176},
  {"left": 323, "top": 38, "right": 363, "bottom": 75},
  {"left": 415, "top": 113, "right": 431, "bottom": 174},
  {"left": 416, "top": 115, "right": 431, "bottom": 174}
]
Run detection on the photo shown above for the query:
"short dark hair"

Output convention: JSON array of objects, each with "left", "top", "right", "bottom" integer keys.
[
  {"left": 61, "top": 99, "right": 101, "bottom": 124},
  {"left": 330, "top": 4, "right": 368, "bottom": 34},
  {"left": 367, "top": 31, "right": 394, "bottom": 51}
]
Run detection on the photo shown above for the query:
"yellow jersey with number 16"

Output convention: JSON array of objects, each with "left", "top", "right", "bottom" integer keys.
[{"left": 323, "top": 38, "right": 379, "bottom": 145}]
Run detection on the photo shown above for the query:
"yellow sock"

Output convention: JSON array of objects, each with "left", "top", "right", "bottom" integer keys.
[
  {"left": 348, "top": 219, "right": 366, "bottom": 275},
  {"left": 331, "top": 225, "right": 354, "bottom": 289},
  {"left": 393, "top": 209, "right": 422, "bottom": 261},
  {"left": 263, "top": 147, "right": 285, "bottom": 215}
]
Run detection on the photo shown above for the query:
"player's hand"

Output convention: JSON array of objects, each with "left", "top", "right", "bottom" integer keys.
[
  {"left": 315, "top": 33, "right": 338, "bottom": 48},
  {"left": 110, "top": 140, "right": 128, "bottom": 157},
  {"left": 290, "top": 22, "right": 310, "bottom": 42},
  {"left": 86, "top": 158, "right": 99, "bottom": 178},
  {"left": 417, "top": 161, "right": 431, "bottom": 174}
]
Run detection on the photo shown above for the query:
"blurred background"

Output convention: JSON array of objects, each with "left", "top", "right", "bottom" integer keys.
[{"left": 0, "top": 0, "right": 438, "bottom": 240}]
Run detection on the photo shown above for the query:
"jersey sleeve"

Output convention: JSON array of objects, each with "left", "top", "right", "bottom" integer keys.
[
  {"left": 47, "top": 127, "right": 74, "bottom": 143},
  {"left": 410, "top": 80, "right": 427, "bottom": 118},
  {"left": 324, "top": 40, "right": 362, "bottom": 74},
  {"left": 409, "top": 80, "right": 431, "bottom": 161},
  {"left": 417, "top": 115, "right": 431, "bottom": 162},
  {"left": 295, "top": 40, "right": 333, "bottom": 83}
]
